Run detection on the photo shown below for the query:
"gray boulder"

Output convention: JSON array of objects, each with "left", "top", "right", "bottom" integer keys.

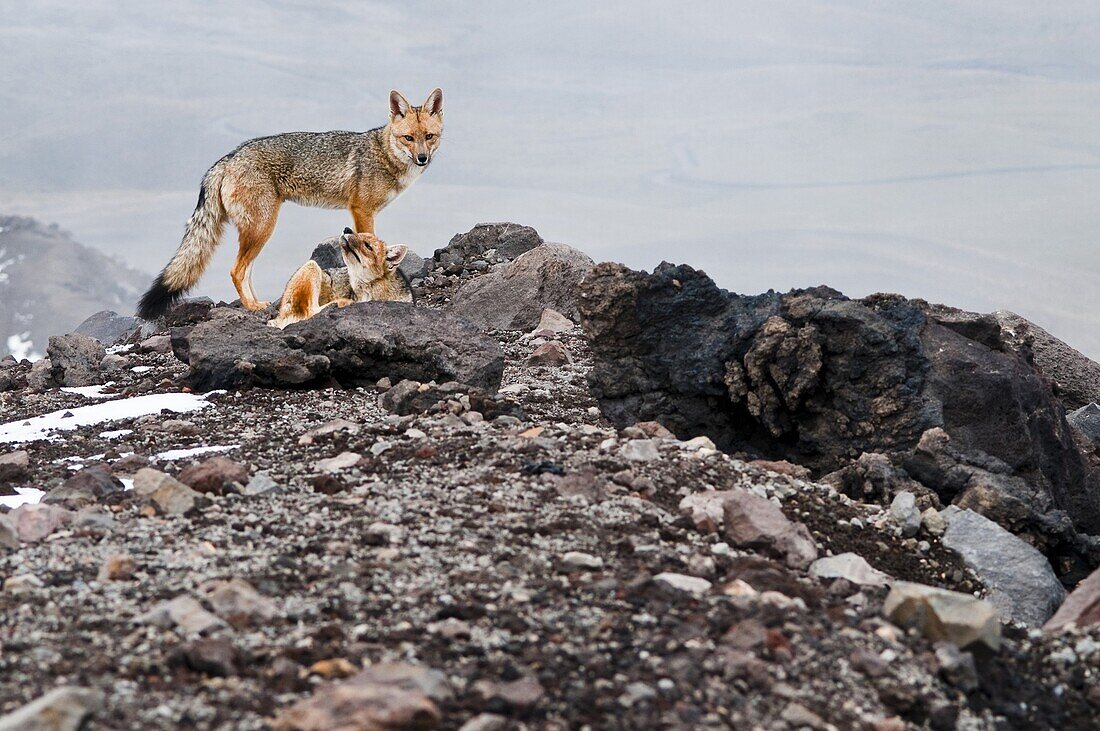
[
  {"left": 47, "top": 332, "right": 106, "bottom": 386},
  {"left": 1067, "top": 403, "right": 1100, "bottom": 444},
  {"left": 73, "top": 310, "right": 154, "bottom": 346},
  {"left": 942, "top": 507, "right": 1066, "bottom": 627},
  {"left": 433, "top": 223, "right": 543, "bottom": 269},
  {"left": 450, "top": 244, "right": 594, "bottom": 330},
  {"left": 181, "top": 303, "right": 503, "bottom": 393}
]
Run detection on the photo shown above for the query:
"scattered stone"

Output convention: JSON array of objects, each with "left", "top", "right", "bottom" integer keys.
[
  {"left": 4, "top": 573, "right": 45, "bottom": 594},
  {"left": 0, "top": 514, "right": 16, "bottom": 549},
  {"left": 921, "top": 507, "right": 946, "bottom": 536},
  {"left": 138, "top": 334, "right": 172, "bottom": 353},
  {"left": 682, "top": 435, "right": 717, "bottom": 451},
  {"left": 200, "top": 577, "right": 276, "bottom": 625},
  {"left": 137, "top": 595, "right": 227, "bottom": 635},
  {"left": 809, "top": 553, "right": 890, "bottom": 587},
  {"left": 156, "top": 419, "right": 200, "bottom": 435},
  {"left": 315, "top": 452, "right": 362, "bottom": 473},
  {"left": 535, "top": 308, "right": 574, "bottom": 333},
  {"left": 888, "top": 491, "right": 922, "bottom": 537},
  {"left": 97, "top": 554, "right": 136, "bottom": 582},
  {"left": 750, "top": 459, "right": 811, "bottom": 479},
  {"left": 273, "top": 663, "right": 444, "bottom": 731},
  {"left": 132, "top": 468, "right": 206, "bottom": 516},
  {"left": 177, "top": 456, "right": 249, "bottom": 495},
  {"left": 780, "top": 702, "right": 826, "bottom": 730},
  {"left": 0, "top": 686, "right": 105, "bottom": 731},
  {"left": 882, "top": 582, "right": 1001, "bottom": 651},
  {"left": 561, "top": 551, "right": 604, "bottom": 571},
  {"left": 458, "top": 714, "right": 510, "bottom": 731},
  {"left": 297, "top": 418, "right": 360, "bottom": 445},
  {"left": 722, "top": 489, "right": 818, "bottom": 569},
  {"left": 1044, "top": 564, "right": 1100, "bottom": 632},
  {"left": 0, "top": 449, "right": 30, "bottom": 483},
  {"left": 241, "top": 471, "right": 281, "bottom": 496},
  {"left": 527, "top": 340, "right": 572, "bottom": 366},
  {"left": 171, "top": 637, "right": 244, "bottom": 677},
  {"left": 308, "top": 658, "right": 358, "bottom": 679},
  {"left": 8, "top": 503, "right": 73, "bottom": 543},
  {"left": 941, "top": 507, "right": 1065, "bottom": 627},
  {"left": 934, "top": 642, "right": 979, "bottom": 691},
  {"left": 620, "top": 439, "right": 660, "bottom": 462},
  {"left": 472, "top": 675, "right": 545, "bottom": 712},
  {"left": 99, "top": 353, "right": 128, "bottom": 371},
  {"left": 26, "top": 358, "right": 55, "bottom": 391},
  {"left": 47, "top": 332, "right": 106, "bottom": 387},
  {"left": 653, "top": 572, "right": 712, "bottom": 597},
  {"left": 43, "top": 465, "right": 124, "bottom": 507}
]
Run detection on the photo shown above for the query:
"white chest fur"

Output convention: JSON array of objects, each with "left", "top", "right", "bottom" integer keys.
[{"left": 384, "top": 163, "right": 426, "bottom": 206}]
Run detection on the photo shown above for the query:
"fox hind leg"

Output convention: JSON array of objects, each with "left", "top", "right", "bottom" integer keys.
[{"left": 227, "top": 189, "right": 280, "bottom": 310}]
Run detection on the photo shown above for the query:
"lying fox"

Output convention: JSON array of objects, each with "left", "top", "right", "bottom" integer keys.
[
  {"left": 268, "top": 228, "right": 411, "bottom": 329},
  {"left": 136, "top": 88, "right": 442, "bottom": 320}
]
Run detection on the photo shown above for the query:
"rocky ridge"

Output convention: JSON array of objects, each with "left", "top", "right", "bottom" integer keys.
[{"left": 0, "top": 223, "right": 1098, "bottom": 730}]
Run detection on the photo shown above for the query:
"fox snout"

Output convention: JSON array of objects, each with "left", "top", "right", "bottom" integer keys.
[{"left": 415, "top": 152, "right": 429, "bottom": 166}]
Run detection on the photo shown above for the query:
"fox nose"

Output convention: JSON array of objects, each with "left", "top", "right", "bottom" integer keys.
[{"left": 416, "top": 153, "right": 429, "bottom": 165}]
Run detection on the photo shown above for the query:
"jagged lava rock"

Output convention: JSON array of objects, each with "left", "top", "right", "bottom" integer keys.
[
  {"left": 578, "top": 263, "right": 1100, "bottom": 538},
  {"left": 941, "top": 507, "right": 1065, "bottom": 627},
  {"left": 47, "top": 332, "right": 106, "bottom": 386},
  {"left": 450, "top": 244, "right": 594, "bottom": 330},
  {"left": 180, "top": 303, "right": 504, "bottom": 393},
  {"left": 433, "top": 222, "right": 543, "bottom": 268},
  {"left": 73, "top": 310, "right": 154, "bottom": 346}
]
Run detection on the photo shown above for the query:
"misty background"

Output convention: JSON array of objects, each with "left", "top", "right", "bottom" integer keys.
[{"left": 3, "top": 2, "right": 1100, "bottom": 354}]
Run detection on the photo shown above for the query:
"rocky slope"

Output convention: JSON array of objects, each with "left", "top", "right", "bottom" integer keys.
[
  {"left": 0, "top": 216, "right": 148, "bottom": 360},
  {"left": 0, "top": 224, "right": 1099, "bottom": 730}
]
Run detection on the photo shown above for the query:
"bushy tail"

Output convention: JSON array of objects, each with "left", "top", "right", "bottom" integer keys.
[{"left": 137, "top": 165, "right": 228, "bottom": 320}]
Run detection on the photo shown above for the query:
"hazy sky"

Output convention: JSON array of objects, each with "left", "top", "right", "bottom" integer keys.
[{"left": 3, "top": 2, "right": 1100, "bottom": 354}]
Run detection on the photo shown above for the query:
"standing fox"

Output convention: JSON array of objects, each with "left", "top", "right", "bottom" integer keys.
[
  {"left": 136, "top": 88, "right": 443, "bottom": 320},
  {"left": 269, "top": 228, "right": 411, "bottom": 329}
]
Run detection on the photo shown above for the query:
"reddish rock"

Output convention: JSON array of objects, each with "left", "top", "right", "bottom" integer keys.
[
  {"left": 749, "top": 459, "right": 811, "bottom": 479},
  {"left": 527, "top": 340, "right": 572, "bottom": 366},
  {"left": 171, "top": 637, "right": 244, "bottom": 677},
  {"left": 721, "top": 489, "right": 818, "bottom": 569},
  {"left": 98, "top": 554, "right": 136, "bottom": 581},
  {"left": 8, "top": 503, "right": 73, "bottom": 543},
  {"left": 178, "top": 456, "right": 249, "bottom": 495},
  {"left": 273, "top": 663, "right": 445, "bottom": 731},
  {"left": 1044, "top": 565, "right": 1100, "bottom": 632},
  {"left": 471, "top": 676, "right": 544, "bottom": 712}
]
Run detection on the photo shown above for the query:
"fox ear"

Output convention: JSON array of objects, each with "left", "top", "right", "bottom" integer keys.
[
  {"left": 423, "top": 88, "right": 443, "bottom": 117},
  {"left": 385, "top": 243, "right": 408, "bottom": 269},
  {"left": 389, "top": 90, "right": 411, "bottom": 119}
]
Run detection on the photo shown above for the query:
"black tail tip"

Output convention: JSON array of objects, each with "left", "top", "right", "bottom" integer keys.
[{"left": 136, "top": 272, "right": 182, "bottom": 321}]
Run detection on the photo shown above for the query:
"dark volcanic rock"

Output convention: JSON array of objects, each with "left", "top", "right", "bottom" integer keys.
[
  {"left": 47, "top": 333, "right": 106, "bottom": 387},
  {"left": 433, "top": 222, "right": 543, "bottom": 269},
  {"left": 73, "top": 310, "right": 153, "bottom": 346},
  {"left": 43, "top": 465, "right": 125, "bottom": 508},
  {"left": 995, "top": 310, "right": 1100, "bottom": 411},
  {"left": 579, "top": 262, "right": 1100, "bottom": 549},
  {"left": 181, "top": 304, "right": 504, "bottom": 393},
  {"left": 450, "top": 244, "right": 595, "bottom": 331}
]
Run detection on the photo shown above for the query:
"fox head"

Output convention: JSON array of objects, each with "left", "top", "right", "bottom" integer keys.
[
  {"left": 388, "top": 88, "right": 443, "bottom": 167},
  {"left": 340, "top": 227, "right": 407, "bottom": 287}
]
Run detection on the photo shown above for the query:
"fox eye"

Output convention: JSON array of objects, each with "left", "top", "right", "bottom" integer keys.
[
  {"left": 402, "top": 135, "right": 414, "bottom": 142},
  {"left": 425, "top": 133, "right": 435, "bottom": 140}
]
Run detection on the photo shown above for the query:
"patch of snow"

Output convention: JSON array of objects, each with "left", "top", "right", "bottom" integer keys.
[
  {"left": 0, "top": 392, "right": 221, "bottom": 444},
  {"left": 154, "top": 444, "right": 239, "bottom": 461},
  {"left": 5, "top": 332, "right": 40, "bottom": 361},
  {"left": 130, "top": 366, "right": 153, "bottom": 374},
  {"left": 61, "top": 384, "right": 119, "bottom": 400},
  {"left": 0, "top": 487, "right": 45, "bottom": 509},
  {"left": 119, "top": 478, "right": 133, "bottom": 491},
  {"left": 99, "top": 429, "right": 133, "bottom": 439},
  {"left": 106, "top": 344, "right": 134, "bottom": 354}
]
